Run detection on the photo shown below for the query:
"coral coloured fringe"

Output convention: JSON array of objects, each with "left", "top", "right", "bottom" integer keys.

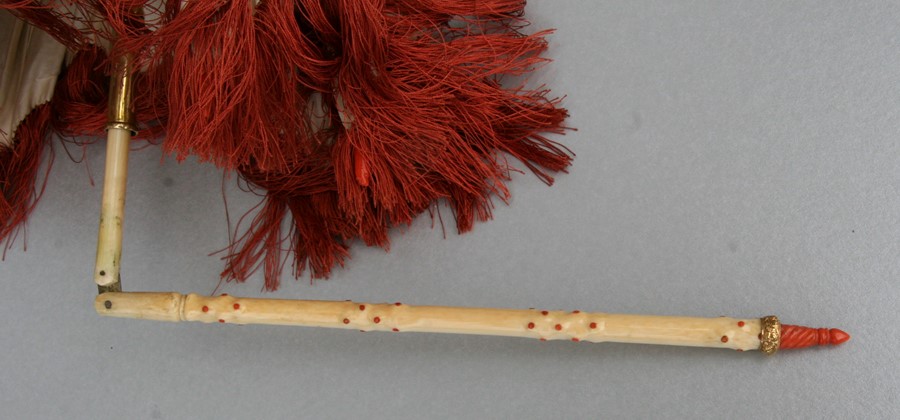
[
  {"left": 0, "top": 104, "right": 52, "bottom": 252},
  {"left": 1, "top": 1, "right": 572, "bottom": 290}
]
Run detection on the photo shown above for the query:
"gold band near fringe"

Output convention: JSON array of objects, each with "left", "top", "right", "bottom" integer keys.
[
  {"left": 106, "top": 52, "right": 136, "bottom": 135},
  {"left": 759, "top": 315, "right": 781, "bottom": 355},
  {"left": 106, "top": 122, "right": 135, "bottom": 134}
]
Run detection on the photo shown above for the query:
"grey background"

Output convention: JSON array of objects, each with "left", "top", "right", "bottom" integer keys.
[{"left": 1, "top": 1, "right": 898, "bottom": 419}]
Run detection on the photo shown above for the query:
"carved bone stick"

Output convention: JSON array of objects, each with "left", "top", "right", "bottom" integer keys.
[{"left": 95, "top": 292, "right": 849, "bottom": 354}]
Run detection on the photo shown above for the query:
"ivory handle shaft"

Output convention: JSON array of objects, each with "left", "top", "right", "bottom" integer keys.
[
  {"left": 94, "top": 48, "right": 135, "bottom": 290},
  {"left": 96, "top": 292, "right": 764, "bottom": 351},
  {"left": 93, "top": 127, "right": 130, "bottom": 288}
]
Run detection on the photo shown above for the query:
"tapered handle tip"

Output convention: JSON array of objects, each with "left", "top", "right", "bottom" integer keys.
[
  {"left": 829, "top": 328, "right": 851, "bottom": 345},
  {"left": 780, "top": 325, "right": 850, "bottom": 350}
]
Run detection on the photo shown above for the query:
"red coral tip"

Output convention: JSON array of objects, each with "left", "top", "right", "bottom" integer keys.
[
  {"left": 780, "top": 324, "right": 851, "bottom": 350},
  {"left": 830, "top": 329, "right": 851, "bottom": 345}
]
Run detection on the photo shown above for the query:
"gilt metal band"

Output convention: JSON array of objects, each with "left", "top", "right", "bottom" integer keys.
[
  {"left": 106, "top": 52, "right": 137, "bottom": 135},
  {"left": 106, "top": 122, "right": 136, "bottom": 134},
  {"left": 759, "top": 315, "right": 781, "bottom": 355}
]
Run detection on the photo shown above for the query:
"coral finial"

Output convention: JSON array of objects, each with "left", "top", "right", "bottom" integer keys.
[{"left": 780, "top": 325, "right": 850, "bottom": 350}]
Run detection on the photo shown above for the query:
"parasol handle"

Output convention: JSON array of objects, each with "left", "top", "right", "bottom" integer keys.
[
  {"left": 95, "top": 292, "right": 849, "bottom": 354},
  {"left": 94, "top": 51, "right": 135, "bottom": 292}
]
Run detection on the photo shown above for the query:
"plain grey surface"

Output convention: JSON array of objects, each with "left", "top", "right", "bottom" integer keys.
[{"left": 1, "top": 1, "right": 898, "bottom": 419}]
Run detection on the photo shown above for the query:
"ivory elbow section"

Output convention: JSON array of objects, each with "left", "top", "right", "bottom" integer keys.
[{"left": 95, "top": 292, "right": 184, "bottom": 322}]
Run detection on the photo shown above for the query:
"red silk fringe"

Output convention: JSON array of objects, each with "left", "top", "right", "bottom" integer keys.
[
  {"left": 50, "top": 45, "right": 166, "bottom": 140},
  {"left": 0, "top": 104, "right": 52, "bottom": 251},
  {"left": 221, "top": 1, "right": 572, "bottom": 289},
  {"left": 2, "top": 0, "right": 572, "bottom": 290},
  {"left": 0, "top": 43, "right": 162, "bottom": 249},
  {"left": 0, "top": 1, "right": 92, "bottom": 50}
]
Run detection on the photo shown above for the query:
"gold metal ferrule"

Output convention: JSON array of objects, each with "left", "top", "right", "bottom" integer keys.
[
  {"left": 106, "top": 52, "right": 136, "bottom": 134},
  {"left": 759, "top": 315, "right": 782, "bottom": 355}
]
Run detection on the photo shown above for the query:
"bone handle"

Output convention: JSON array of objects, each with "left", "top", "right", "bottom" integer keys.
[
  {"left": 94, "top": 50, "right": 135, "bottom": 290},
  {"left": 93, "top": 126, "right": 130, "bottom": 289},
  {"left": 96, "top": 292, "right": 775, "bottom": 352}
]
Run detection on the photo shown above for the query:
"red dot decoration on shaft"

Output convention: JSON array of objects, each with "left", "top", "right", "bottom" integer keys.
[
  {"left": 202, "top": 306, "right": 209, "bottom": 313},
  {"left": 780, "top": 325, "right": 850, "bottom": 350},
  {"left": 527, "top": 322, "right": 535, "bottom": 329},
  {"left": 737, "top": 321, "right": 745, "bottom": 327}
]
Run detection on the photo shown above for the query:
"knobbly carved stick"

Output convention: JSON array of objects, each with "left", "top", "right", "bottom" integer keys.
[{"left": 95, "top": 292, "right": 849, "bottom": 354}]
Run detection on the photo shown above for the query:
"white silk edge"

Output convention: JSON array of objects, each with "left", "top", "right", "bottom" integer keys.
[{"left": 0, "top": 11, "right": 67, "bottom": 148}]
